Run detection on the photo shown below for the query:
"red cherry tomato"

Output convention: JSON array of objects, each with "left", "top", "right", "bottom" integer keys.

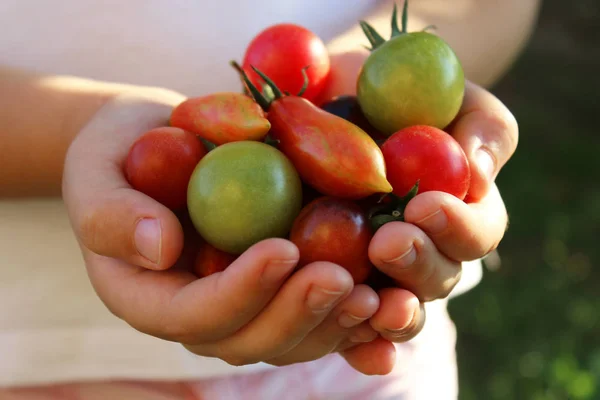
[
  {"left": 381, "top": 125, "right": 470, "bottom": 200},
  {"left": 194, "top": 241, "right": 237, "bottom": 278},
  {"left": 290, "top": 197, "right": 374, "bottom": 284},
  {"left": 125, "top": 127, "right": 207, "bottom": 209},
  {"left": 242, "top": 23, "right": 330, "bottom": 103}
]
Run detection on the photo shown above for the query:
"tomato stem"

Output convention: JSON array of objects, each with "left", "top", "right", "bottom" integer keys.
[
  {"left": 361, "top": 0, "right": 414, "bottom": 51},
  {"left": 390, "top": 3, "right": 402, "bottom": 36},
  {"left": 367, "top": 180, "right": 420, "bottom": 232},
  {"left": 401, "top": 0, "right": 409, "bottom": 34},
  {"left": 250, "top": 66, "right": 284, "bottom": 99},
  {"left": 230, "top": 61, "right": 271, "bottom": 111},
  {"left": 296, "top": 66, "right": 310, "bottom": 97},
  {"left": 359, "top": 21, "right": 386, "bottom": 51}
]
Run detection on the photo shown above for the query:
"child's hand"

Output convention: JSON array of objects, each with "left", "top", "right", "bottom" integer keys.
[
  {"left": 324, "top": 52, "right": 517, "bottom": 345},
  {"left": 62, "top": 88, "right": 414, "bottom": 375},
  {"left": 367, "top": 80, "right": 517, "bottom": 340}
]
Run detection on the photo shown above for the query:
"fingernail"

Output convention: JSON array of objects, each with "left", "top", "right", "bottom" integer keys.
[
  {"left": 385, "top": 300, "right": 420, "bottom": 336},
  {"left": 306, "top": 286, "right": 345, "bottom": 312},
  {"left": 338, "top": 312, "right": 367, "bottom": 328},
  {"left": 476, "top": 147, "right": 496, "bottom": 182},
  {"left": 135, "top": 218, "right": 162, "bottom": 264},
  {"left": 261, "top": 259, "right": 297, "bottom": 286},
  {"left": 415, "top": 209, "right": 448, "bottom": 234},
  {"left": 350, "top": 331, "right": 378, "bottom": 343},
  {"left": 383, "top": 244, "right": 417, "bottom": 267}
]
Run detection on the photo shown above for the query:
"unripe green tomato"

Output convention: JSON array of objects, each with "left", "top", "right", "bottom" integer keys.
[
  {"left": 187, "top": 141, "right": 302, "bottom": 254},
  {"left": 357, "top": 32, "right": 465, "bottom": 135}
]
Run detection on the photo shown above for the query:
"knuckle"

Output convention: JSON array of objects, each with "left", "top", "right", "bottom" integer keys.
[{"left": 485, "top": 108, "right": 519, "bottom": 159}]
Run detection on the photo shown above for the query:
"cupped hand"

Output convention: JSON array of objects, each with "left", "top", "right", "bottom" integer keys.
[
  {"left": 325, "top": 52, "right": 517, "bottom": 345},
  {"left": 61, "top": 88, "right": 404, "bottom": 375}
]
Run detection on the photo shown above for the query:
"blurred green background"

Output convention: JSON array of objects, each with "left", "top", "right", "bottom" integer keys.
[{"left": 448, "top": 1, "right": 600, "bottom": 399}]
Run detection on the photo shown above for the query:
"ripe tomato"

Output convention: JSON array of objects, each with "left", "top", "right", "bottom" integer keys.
[
  {"left": 187, "top": 141, "right": 303, "bottom": 255},
  {"left": 268, "top": 96, "right": 392, "bottom": 199},
  {"left": 233, "top": 63, "right": 392, "bottom": 200},
  {"left": 290, "top": 197, "right": 373, "bottom": 284},
  {"left": 170, "top": 93, "right": 271, "bottom": 145},
  {"left": 242, "top": 23, "right": 330, "bottom": 103},
  {"left": 381, "top": 125, "right": 470, "bottom": 200},
  {"left": 194, "top": 241, "right": 237, "bottom": 278},
  {"left": 356, "top": 4, "right": 464, "bottom": 135},
  {"left": 125, "top": 127, "right": 207, "bottom": 209}
]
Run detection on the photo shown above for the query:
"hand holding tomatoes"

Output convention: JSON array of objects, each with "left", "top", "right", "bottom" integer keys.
[
  {"left": 65, "top": 0, "right": 519, "bottom": 375},
  {"left": 62, "top": 90, "right": 395, "bottom": 376}
]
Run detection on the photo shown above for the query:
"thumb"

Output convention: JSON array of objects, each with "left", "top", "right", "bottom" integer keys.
[
  {"left": 450, "top": 81, "right": 519, "bottom": 202},
  {"left": 63, "top": 89, "right": 186, "bottom": 270},
  {"left": 70, "top": 188, "right": 184, "bottom": 270}
]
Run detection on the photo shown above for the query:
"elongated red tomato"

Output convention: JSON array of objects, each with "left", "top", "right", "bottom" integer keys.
[
  {"left": 269, "top": 96, "right": 392, "bottom": 199},
  {"left": 170, "top": 92, "right": 270, "bottom": 145},
  {"left": 242, "top": 24, "right": 330, "bottom": 103},
  {"left": 381, "top": 125, "right": 470, "bottom": 199},
  {"left": 290, "top": 197, "right": 373, "bottom": 284},
  {"left": 125, "top": 127, "right": 207, "bottom": 209}
]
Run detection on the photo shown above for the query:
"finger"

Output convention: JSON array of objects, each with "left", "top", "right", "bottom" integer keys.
[
  {"left": 193, "top": 262, "right": 354, "bottom": 366},
  {"left": 369, "top": 288, "right": 426, "bottom": 343},
  {"left": 340, "top": 337, "right": 396, "bottom": 376},
  {"left": 63, "top": 92, "right": 187, "bottom": 270},
  {"left": 87, "top": 238, "right": 299, "bottom": 343},
  {"left": 266, "top": 284, "right": 380, "bottom": 366},
  {"left": 450, "top": 80, "right": 519, "bottom": 201},
  {"left": 404, "top": 184, "right": 508, "bottom": 262},
  {"left": 368, "top": 222, "right": 461, "bottom": 301}
]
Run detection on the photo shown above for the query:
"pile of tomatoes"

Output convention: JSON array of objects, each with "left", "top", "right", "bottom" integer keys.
[{"left": 124, "top": 1, "right": 471, "bottom": 285}]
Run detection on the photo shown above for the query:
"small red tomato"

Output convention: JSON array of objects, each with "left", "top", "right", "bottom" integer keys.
[
  {"left": 170, "top": 92, "right": 271, "bottom": 145},
  {"left": 242, "top": 23, "right": 330, "bottom": 103},
  {"left": 194, "top": 241, "right": 237, "bottom": 278},
  {"left": 125, "top": 127, "right": 207, "bottom": 209},
  {"left": 381, "top": 125, "right": 470, "bottom": 200},
  {"left": 290, "top": 197, "right": 373, "bottom": 284}
]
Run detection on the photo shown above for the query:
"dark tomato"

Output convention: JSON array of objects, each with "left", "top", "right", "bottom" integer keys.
[
  {"left": 242, "top": 24, "right": 330, "bottom": 103},
  {"left": 194, "top": 241, "right": 237, "bottom": 278},
  {"left": 320, "top": 95, "right": 387, "bottom": 141},
  {"left": 125, "top": 127, "right": 207, "bottom": 209},
  {"left": 289, "top": 197, "right": 374, "bottom": 284},
  {"left": 381, "top": 125, "right": 470, "bottom": 200}
]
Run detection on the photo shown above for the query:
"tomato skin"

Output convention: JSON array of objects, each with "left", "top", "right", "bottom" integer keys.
[
  {"left": 381, "top": 125, "right": 470, "bottom": 200},
  {"left": 194, "top": 241, "right": 237, "bottom": 278},
  {"left": 242, "top": 24, "right": 330, "bottom": 103},
  {"left": 187, "top": 141, "right": 303, "bottom": 255},
  {"left": 125, "top": 127, "right": 207, "bottom": 209},
  {"left": 268, "top": 96, "right": 392, "bottom": 199},
  {"left": 320, "top": 95, "right": 387, "bottom": 142},
  {"left": 290, "top": 197, "right": 373, "bottom": 284},
  {"left": 170, "top": 93, "right": 270, "bottom": 145},
  {"left": 357, "top": 32, "right": 465, "bottom": 135}
]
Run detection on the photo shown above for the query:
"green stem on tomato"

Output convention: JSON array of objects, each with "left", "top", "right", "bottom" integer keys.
[
  {"left": 367, "top": 180, "right": 420, "bottom": 232},
  {"left": 229, "top": 61, "right": 271, "bottom": 111}
]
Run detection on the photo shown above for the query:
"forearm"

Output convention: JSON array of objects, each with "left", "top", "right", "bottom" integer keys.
[
  {"left": 0, "top": 66, "right": 140, "bottom": 197},
  {"left": 327, "top": 0, "right": 541, "bottom": 88}
]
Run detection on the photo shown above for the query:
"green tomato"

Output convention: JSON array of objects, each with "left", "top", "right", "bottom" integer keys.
[
  {"left": 357, "top": 31, "right": 465, "bottom": 135},
  {"left": 187, "top": 141, "right": 302, "bottom": 255}
]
